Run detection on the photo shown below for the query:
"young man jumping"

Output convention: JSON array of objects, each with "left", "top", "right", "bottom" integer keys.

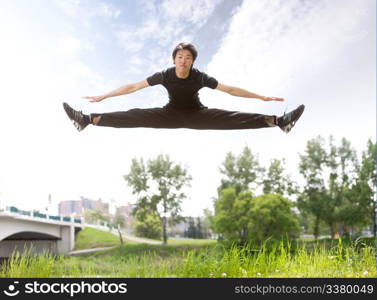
[{"left": 63, "top": 42, "right": 305, "bottom": 133}]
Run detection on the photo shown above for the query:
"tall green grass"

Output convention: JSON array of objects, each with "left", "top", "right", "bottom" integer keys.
[
  {"left": 1, "top": 238, "right": 375, "bottom": 278},
  {"left": 0, "top": 247, "right": 63, "bottom": 278}
]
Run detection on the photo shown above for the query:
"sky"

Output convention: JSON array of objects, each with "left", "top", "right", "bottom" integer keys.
[{"left": 0, "top": 0, "right": 375, "bottom": 217}]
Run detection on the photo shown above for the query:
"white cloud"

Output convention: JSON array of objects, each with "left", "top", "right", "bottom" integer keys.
[
  {"left": 97, "top": 2, "right": 121, "bottom": 18},
  {"left": 116, "top": 29, "right": 145, "bottom": 53},
  {"left": 55, "top": 37, "right": 82, "bottom": 58},
  {"left": 161, "top": 0, "right": 219, "bottom": 27},
  {"left": 54, "top": 0, "right": 81, "bottom": 17},
  {"left": 206, "top": 0, "right": 374, "bottom": 110},
  {"left": 55, "top": 0, "right": 121, "bottom": 19},
  {"left": 115, "top": 0, "right": 222, "bottom": 73}
]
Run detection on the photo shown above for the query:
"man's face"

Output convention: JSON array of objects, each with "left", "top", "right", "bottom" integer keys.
[{"left": 174, "top": 49, "right": 193, "bottom": 71}]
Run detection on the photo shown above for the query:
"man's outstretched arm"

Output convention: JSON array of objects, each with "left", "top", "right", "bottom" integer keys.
[
  {"left": 83, "top": 80, "right": 150, "bottom": 102},
  {"left": 216, "top": 83, "right": 284, "bottom": 102}
]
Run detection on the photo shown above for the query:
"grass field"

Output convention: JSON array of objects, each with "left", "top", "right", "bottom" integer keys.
[{"left": 1, "top": 228, "right": 375, "bottom": 278}]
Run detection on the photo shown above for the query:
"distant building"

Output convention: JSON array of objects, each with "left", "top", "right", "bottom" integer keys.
[
  {"left": 115, "top": 203, "right": 135, "bottom": 231},
  {"left": 58, "top": 200, "right": 82, "bottom": 216},
  {"left": 58, "top": 197, "right": 109, "bottom": 217}
]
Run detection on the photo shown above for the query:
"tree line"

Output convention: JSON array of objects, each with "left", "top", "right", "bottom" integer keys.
[{"left": 122, "top": 135, "right": 375, "bottom": 244}]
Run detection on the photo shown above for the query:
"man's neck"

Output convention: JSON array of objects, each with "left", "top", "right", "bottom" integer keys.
[{"left": 175, "top": 67, "right": 190, "bottom": 79}]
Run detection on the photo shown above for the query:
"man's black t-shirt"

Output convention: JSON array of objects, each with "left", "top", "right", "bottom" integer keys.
[{"left": 146, "top": 67, "right": 218, "bottom": 110}]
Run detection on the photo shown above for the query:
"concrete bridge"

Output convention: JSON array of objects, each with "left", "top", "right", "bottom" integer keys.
[{"left": 0, "top": 206, "right": 83, "bottom": 257}]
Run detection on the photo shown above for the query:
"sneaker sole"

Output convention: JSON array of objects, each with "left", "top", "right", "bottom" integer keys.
[
  {"left": 63, "top": 102, "right": 84, "bottom": 132},
  {"left": 283, "top": 104, "right": 305, "bottom": 133},
  {"left": 63, "top": 102, "right": 74, "bottom": 120}
]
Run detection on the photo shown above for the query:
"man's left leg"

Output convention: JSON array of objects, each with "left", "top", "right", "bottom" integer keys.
[{"left": 183, "top": 108, "right": 277, "bottom": 130}]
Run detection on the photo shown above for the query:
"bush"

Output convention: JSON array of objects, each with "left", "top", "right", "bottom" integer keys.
[
  {"left": 134, "top": 213, "right": 162, "bottom": 240},
  {"left": 249, "top": 194, "right": 300, "bottom": 241},
  {"left": 212, "top": 188, "right": 300, "bottom": 243}
]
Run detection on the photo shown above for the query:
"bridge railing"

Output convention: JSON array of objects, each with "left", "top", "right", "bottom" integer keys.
[
  {"left": 1, "top": 206, "right": 119, "bottom": 230},
  {"left": 2, "top": 206, "right": 83, "bottom": 225}
]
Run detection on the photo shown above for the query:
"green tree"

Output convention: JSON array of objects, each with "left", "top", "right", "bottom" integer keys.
[
  {"left": 134, "top": 211, "right": 162, "bottom": 240},
  {"left": 298, "top": 136, "right": 361, "bottom": 238},
  {"left": 124, "top": 154, "right": 191, "bottom": 244},
  {"left": 351, "top": 139, "right": 376, "bottom": 236},
  {"left": 196, "top": 217, "right": 204, "bottom": 239},
  {"left": 212, "top": 187, "right": 254, "bottom": 244},
  {"left": 218, "top": 146, "right": 263, "bottom": 194},
  {"left": 298, "top": 136, "right": 329, "bottom": 239},
  {"left": 297, "top": 211, "right": 328, "bottom": 236},
  {"left": 185, "top": 217, "right": 205, "bottom": 239},
  {"left": 185, "top": 217, "right": 197, "bottom": 238},
  {"left": 263, "top": 158, "right": 297, "bottom": 196},
  {"left": 249, "top": 194, "right": 300, "bottom": 241},
  {"left": 328, "top": 137, "right": 359, "bottom": 236},
  {"left": 202, "top": 208, "right": 214, "bottom": 239},
  {"left": 212, "top": 188, "right": 299, "bottom": 243}
]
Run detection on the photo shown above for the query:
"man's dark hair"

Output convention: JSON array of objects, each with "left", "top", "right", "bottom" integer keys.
[{"left": 172, "top": 42, "right": 198, "bottom": 62}]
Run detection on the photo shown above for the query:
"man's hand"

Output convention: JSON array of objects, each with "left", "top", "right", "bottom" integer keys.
[
  {"left": 82, "top": 95, "right": 107, "bottom": 103},
  {"left": 262, "top": 96, "right": 285, "bottom": 102}
]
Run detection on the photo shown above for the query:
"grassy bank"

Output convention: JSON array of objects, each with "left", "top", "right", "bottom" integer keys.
[
  {"left": 73, "top": 227, "right": 216, "bottom": 250},
  {"left": 1, "top": 228, "right": 375, "bottom": 278},
  {"left": 73, "top": 227, "right": 121, "bottom": 250}
]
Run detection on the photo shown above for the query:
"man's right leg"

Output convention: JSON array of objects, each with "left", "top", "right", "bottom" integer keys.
[{"left": 90, "top": 107, "right": 184, "bottom": 129}]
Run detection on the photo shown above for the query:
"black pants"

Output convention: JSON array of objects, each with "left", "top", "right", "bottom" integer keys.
[{"left": 91, "top": 106, "right": 276, "bottom": 130}]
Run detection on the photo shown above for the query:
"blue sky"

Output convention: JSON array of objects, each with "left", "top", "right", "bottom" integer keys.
[{"left": 0, "top": 0, "right": 375, "bottom": 217}]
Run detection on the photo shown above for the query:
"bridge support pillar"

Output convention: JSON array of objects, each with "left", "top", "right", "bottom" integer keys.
[{"left": 57, "top": 225, "right": 75, "bottom": 254}]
